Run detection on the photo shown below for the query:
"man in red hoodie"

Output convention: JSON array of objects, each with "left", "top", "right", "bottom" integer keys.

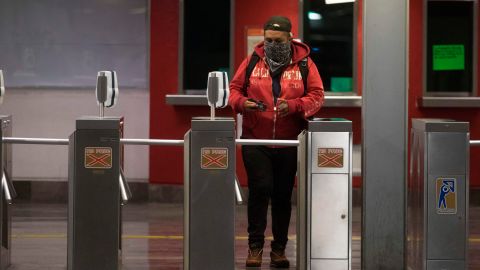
[{"left": 229, "top": 16, "right": 325, "bottom": 268}]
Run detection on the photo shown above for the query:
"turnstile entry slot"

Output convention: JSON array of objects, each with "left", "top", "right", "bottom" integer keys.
[
  {"left": 408, "top": 119, "right": 469, "bottom": 270},
  {"left": 297, "top": 118, "right": 352, "bottom": 270},
  {"left": 119, "top": 169, "right": 132, "bottom": 205}
]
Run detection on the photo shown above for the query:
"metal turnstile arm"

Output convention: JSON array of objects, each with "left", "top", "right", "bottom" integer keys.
[
  {"left": 2, "top": 171, "right": 16, "bottom": 204},
  {"left": 119, "top": 169, "right": 132, "bottom": 205},
  {"left": 234, "top": 176, "right": 245, "bottom": 205}
]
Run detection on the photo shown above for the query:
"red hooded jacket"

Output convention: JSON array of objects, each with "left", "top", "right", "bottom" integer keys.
[{"left": 229, "top": 40, "right": 325, "bottom": 140}]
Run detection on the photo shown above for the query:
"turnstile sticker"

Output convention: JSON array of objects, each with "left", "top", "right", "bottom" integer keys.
[
  {"left": 84, "top": 147, "right": 113, "bottom": 169},
  {"left": 318, "top": 148, "right": 344, "bottom": 168},
  {"left": 201, "top": 148, "right": 228, "bottom": 170},
  {"left": 436, "top": 178, "right": 457, "bottom": 215}
]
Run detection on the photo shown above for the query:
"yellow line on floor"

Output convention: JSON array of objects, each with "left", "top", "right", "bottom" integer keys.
[
  {"left": 123, "top": 235, "right": 183, "bottom": 240},
  {"left": 10, "top": 234, "right": 480, "bottom": 243}
]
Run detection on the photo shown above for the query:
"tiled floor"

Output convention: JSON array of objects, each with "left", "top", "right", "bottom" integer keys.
[{"left": 6, "top": 202, "right": 480, "bottom": 269}]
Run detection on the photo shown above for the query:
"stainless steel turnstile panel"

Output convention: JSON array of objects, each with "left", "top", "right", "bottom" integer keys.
[
  {"left": 297, "top": 131, "right": 309, "bottom": 270},
  {"left": 427, "top": 260, "right": 465, "bottom": 270},
  {"left": 68, "top": 117, "right": 121, "bottom": 270},
  {"left": 311, "top": 260, "right": 349, "bottom": 270},
  {"left": 184, "top": 117, "right": 235, "bottom": 270},
  {"left": 0, "top": 116, "right": 12, "bottom": 270},
  {"left": 298, "top": 118, "right": 352, "bottom": 270},
  {"left": 427, "top": 133, "right": 467, "bottom": 175},
  {"left": 407, "top": 119, "right": 469, "bottom": 270},
  {"left": 311, "top": 174, "right": 349, "bottom": 259},
  {"left": 427, "top": 175, "right": 466, "bottom": 260}
]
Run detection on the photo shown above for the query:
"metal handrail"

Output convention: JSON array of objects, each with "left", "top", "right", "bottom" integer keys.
[
  {"left": 3, "top": 137, "right": 69, "bottom": 145},
  {"left": 235, "top": 139, "right": 299, "bottom": 146},
  {"left": 3, "top": 136, "right": 478, "bottom": 148},
  {"left": 2, "top": 137, "right": 301, "bottom": 147},
  {"left": 121, "top": 138, "right": 184, "bottom": 146},
  {"left": 1, "top": 137, "right": 186, "bottom": 146}
]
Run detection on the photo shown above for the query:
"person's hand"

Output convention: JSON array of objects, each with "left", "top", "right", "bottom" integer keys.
[
  {"left": 277, "top": 99, "right": 288, "bottom": 117},
  {"left": 244, "top": 99, "right": 258, "bottom": 111}
]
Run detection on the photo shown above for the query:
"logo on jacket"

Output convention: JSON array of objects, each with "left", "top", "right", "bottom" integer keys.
[
  {"left": 282, "top": 70, "right": 302, "bottom": 80},
  {"left": 436, "top": 178, "right": 457, "bottom": 214},
  {"left": 251, "top": 67, "right": 269, "bottom": 78}
]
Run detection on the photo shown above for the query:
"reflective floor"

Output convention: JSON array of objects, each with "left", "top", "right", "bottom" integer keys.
[{"left": 7, "top": 202, "right": 480, "bottom": 269}]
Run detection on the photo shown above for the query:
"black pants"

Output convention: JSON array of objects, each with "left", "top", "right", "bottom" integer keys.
[{"left": 242, "top": 145, "right": 297, "bottom": 250}]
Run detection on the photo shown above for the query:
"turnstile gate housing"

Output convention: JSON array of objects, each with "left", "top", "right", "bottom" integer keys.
[
  {"left": 68, "top": 117, "right": 121, "bottom": 270},
  {"left": 408, "top": 119, "right": 469, "bottom": 270},
  {"left": 184, "top": 117, "right": 235, "bottom": 270},
  {"left": 298, "top": 118, "right": 352, "bottom": 270},
  {"left": 0, "top": 116, "right": 12, "bottom": 270}
]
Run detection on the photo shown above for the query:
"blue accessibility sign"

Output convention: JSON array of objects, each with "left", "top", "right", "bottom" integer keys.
[{"left": 436, "top": 178, "right": 457, "bottom": 214}]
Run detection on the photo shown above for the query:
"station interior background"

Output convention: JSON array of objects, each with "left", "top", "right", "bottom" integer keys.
[
  {"left": 0, "top": 0, "right": 479, "bottom": 268},
  {"left": 0, "top": 0, "right": 478, "bottom": 202}
]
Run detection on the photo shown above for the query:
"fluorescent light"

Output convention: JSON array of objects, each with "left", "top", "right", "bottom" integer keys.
[
  {"left": 325, "top": 0, "right": 355, "bottom": 4},
  {"left": 308, "top": 11, "right": 322, "bottom": 20}
]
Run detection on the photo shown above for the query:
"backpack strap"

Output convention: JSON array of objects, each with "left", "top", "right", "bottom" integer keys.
[
  {"left": 242, "top": 51, "right": 260, "bottom": 96},
  {"left": 299, "top": 58, "right": 309, "bottom": 96}
]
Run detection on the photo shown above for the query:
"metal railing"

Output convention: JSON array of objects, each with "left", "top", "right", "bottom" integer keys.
[
  {"left": 2, "top": 137, "right": 301, "bottom": 147},
  {"left": 1, "top": 136, "right": 477, "bottom": 206},
  {"left": 3, "top": 137, "right": 69, "bottom": 145},
  {"left": 0, "top": 136, "right": 300, "bottom": 206},
  {"left": 4, "top": 136, "right": 479, "bottom": 150}
]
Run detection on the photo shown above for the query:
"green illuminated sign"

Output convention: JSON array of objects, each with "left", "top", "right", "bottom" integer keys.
[
  {"left": 433, "top": 44, "right": 465, "bottom": 71},
  {"left": 331, "top": 77, "right": 352, "bottom": 92}
]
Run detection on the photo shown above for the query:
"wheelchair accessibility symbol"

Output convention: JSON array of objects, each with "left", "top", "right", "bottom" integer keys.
[{"left": 436, "top": 178, "right": 457, "bottom": 214}]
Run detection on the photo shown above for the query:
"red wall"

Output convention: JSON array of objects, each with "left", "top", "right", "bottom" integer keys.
[
  {"left": 150, "top": 0, "right": 479, "bottom": 187},
  {"left": 149, "top": 0, "right": 241, "bottom": 185}
]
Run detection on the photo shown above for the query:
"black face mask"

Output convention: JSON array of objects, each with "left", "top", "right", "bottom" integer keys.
[{"left": 264, "top": 40, "right": 291, "bottom": 63}]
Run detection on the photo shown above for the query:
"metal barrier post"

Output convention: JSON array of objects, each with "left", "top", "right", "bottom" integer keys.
[
  {"left": 68, "top": 116, "right": 123, "bottom": 270},
  {"left": 408, "top": 119, "right": 469, "bottom": 270},
  {"left": 0, "top": 115, "right": 14, "bottom": 270},
  {"left": 184, "top": 117, "right": 235, "bottom": 270},
  {"left": 297, "top": 118, "right": 353, "bottom": 270}
]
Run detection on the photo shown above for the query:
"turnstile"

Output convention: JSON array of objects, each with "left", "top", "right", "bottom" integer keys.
[
  {"left": 68, "top": 116, "right": 122, "bottom": 270},
  {"left": 297, "top": 118, "right": 352, "bottom": 270},
  {"left": 184, "top": 117, "right": 235, "bottom": 270},
  {"left": 408, "top": 119, "right": 469, "bottom": 270},
  {"left": 0, "top": 115, "right": 14, "bottom": 270}
]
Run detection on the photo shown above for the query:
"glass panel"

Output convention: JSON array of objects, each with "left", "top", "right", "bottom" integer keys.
[
  {"left": 426, "top": 1, "right": 474, "bottom": 94},
  {"left": 303, "top": 0, "right": 354, "bottom": 93},
  {"left": 182, "top": 0, "right": 230, "bottom": 93}
]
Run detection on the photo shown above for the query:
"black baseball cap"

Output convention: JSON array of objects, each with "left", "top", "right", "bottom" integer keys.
[{"left": 263, "top": 16, "right": 292, "bottom": 32}]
